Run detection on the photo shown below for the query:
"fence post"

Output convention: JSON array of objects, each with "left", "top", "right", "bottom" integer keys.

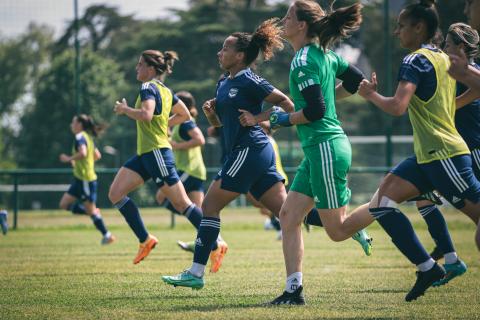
[
  {"left": 170, "top": 212, "right": 176, "bottom": 229},
  {"left": 13, "top": 173, "right": 19, "bottom": 230}
]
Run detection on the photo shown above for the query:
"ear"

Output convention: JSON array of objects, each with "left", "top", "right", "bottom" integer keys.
[{"left": 298, "top": 20, "right": 307, "bottom": 33}]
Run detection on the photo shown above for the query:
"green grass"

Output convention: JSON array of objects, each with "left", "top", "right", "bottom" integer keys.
[{"left": 0, "top": 206, "right": 479, "bottom": 319}]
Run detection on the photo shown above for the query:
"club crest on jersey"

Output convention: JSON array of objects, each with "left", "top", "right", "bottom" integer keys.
[{"left": 228, "top": 88, "right": 239, "bottom": 98}]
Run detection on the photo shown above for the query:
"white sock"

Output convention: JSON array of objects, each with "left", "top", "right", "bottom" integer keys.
[
  {"left": 285, "top": 272, "right": 302, "bottom": 293},
  {"left": 217, "top": 234, "right": 224, "bottom": 243},
  {"left": 189, "top": 262, "right": 206, "bottom": 278},
  {"left": 104, "top": 231, "right": 111, "bottom": 238},
  {"left": 444, "top": 252, "right": 458, "bottom": 264},
  {"left": 417, "top": 258, "right": 435, "bottom": 272}
]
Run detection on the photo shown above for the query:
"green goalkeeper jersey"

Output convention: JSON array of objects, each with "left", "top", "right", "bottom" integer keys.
[{"left": 289, "top": 44, "right": 348, "bottom": 147}]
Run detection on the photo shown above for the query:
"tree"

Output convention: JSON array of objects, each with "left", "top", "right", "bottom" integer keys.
[{"left": 16, "top": 49, "right": 127, "bottom": 169}]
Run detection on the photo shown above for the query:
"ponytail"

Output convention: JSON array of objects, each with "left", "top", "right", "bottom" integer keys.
[
  {"left": 232, "top": 18, "right": 284, "bottom": 66},
  {"left": 294, "top": 0, "right": 363, "bottom": 51},
  {"left": 141, "top": 50, "right": 179, "bottom": 76},
  {"left": 76, "top": 114, "right": 106, "bottom": 138}
]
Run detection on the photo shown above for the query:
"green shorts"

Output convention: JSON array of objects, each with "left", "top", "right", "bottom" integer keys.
[{"left": 290, "top": 136, "right": 352, "bottom": 209}]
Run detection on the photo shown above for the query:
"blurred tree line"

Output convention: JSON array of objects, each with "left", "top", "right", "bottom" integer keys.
[{"left": 0, "top": 0, "right": 469, "bottom": 172}]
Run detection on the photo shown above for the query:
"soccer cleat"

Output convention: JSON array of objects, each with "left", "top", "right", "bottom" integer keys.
[
  {"left": 429, "top": 246, "right": 444, "bottom": 261},
  {"left": 405, "top": 263, "right": 446, "bottom": 302},
  {"left": 352, "top": 229, "right": 373, "bottom": 256},
  {"left": 432, "top": 259, "right": 467, "bottom": 287},
  {"left": 270, "top": 286, "right": 306, "bottom": 305},
  {"left": 101, "top": 233, "right": 116, "bottom": 245},
  {"left": 177, "top": 240, "right": 195, "bottom": 253},
  {"left": 209, "top": 240, "right": 228, "bottom": 273},
  {"left": 133, "top": 235, "right": 158, "bottom": 264},
  {"left": 0, "top": 210, "right": 8, "bottom": 235},
  {"left": 162, "top": 270, "right": 204, "bottom": 290}
]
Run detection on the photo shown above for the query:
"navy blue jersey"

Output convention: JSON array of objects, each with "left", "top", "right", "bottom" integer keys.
[
  {"left": 215, "top": 68, "right": 274, "bottom": 152},
  {"left": 178, "top": 120, "right": 196, "bottom": 141},
  {"left": 455, "top": 63, "right": 480, "bottom": 150},
  {"left": 397, "top": 45, "right": 439, "bottom": 101},
  {"left": 140, "top": 81, "right": 179, "bottom": 115}
]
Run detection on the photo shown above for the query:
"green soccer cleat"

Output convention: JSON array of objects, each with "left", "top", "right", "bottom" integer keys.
[
  {"left": 352, "top": 229, "right": 373, "bottom": 256},
  {"left": 177, "top": 240, "right": 195, "bottom": 253},
  {"left": 432, "top": 259, "right": 467, "bottom": 287},
  {"left": 162, "top": 270, "right": 204, "bottom": 290}
]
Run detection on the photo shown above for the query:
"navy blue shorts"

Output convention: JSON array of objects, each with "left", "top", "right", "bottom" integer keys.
[
  {"left": 391, "top": 154, "right": 480, "bottom": 209},
  {"left": 215, "top": 143, "right": 284, "bottom": 200},
  {"left": 123, "top": 148, "right": 180, "bottom": 187},
  {"left": 178, "top": 170, "right": 205, "bottom": 193},
  {"left": 67, "top": 178, "right": 97, "bottom": 203}
]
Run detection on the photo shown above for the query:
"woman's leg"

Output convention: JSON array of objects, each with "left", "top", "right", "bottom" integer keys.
[{"left": 59, "top": 193, "right": 79, "bottom": 212}]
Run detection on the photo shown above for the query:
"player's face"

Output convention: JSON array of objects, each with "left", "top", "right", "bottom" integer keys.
[
  {"left": 218, "top": 36, "right": 243, "bottom": 71},
  {"left": 70, "top": 117, "right": 82, "bottom": 134},
  {"left": 394, "top": 13, "right": 419, "bottom": 50},
  {"left": 465, "top": 0, "right": 480, "bottom": 31},
  {"left": 282, "top": 4, "right": 301, "bottom": 40},
  {"left": 443, "top": 34, "right": 464, "bottom": 56},
  {"left": 136, "top": 56, "right": 154, "bottom": 82}
]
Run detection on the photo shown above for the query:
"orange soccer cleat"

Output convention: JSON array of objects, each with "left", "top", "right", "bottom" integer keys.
[
  {"left": 133, "top": 235, "right": 158, "bottom": 264},
  {"left": 209, "top": 240, "right": 228, "bottom": 273}
]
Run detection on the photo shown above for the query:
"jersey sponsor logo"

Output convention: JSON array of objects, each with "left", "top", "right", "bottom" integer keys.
[
  {"left": 228, "top": 88, "right": 239, "bottom": 98},
  {"left": 298, "top": 71, "right": 305, "bottom": 78},
  {"left": 314, "top": 196, "right": 320, "bottom": 203}
]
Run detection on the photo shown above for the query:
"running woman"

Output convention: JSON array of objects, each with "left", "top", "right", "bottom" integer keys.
[
  {"left": 268, "top": 0, "right": 374, "bottom": 305},
  {"left": 109, "top": 50, "right": 208, "bottom": 265},
  {"left": 59, "top": 114, "right": 115, "bottom": 245},
  {"left": 416, "top": 23, "right": 479, "bottom": 284},
  {"left": 358, "top": 0, "right": 480, "bottom": 301}
]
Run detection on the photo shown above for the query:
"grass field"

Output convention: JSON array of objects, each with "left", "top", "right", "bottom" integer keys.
[{"left": 0, "top": 206, "right": 479, "bottom": 319}]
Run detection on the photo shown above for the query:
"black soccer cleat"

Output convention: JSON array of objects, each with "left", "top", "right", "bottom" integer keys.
[
  {"left": 429, "top": 246, "right": 444, "bottom": 261},
  {"left": 270, "top": 286, "right": 306, "bottom": 305},
  {"left": 405, "top": 263, "right": 446, "bottom": 302}
]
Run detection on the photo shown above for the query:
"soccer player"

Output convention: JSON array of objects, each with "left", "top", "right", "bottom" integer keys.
[
  {"left": 162, "top": 17, "right": 372, "bottom": 291},
  {"left": 358, "top": 0, "right": 480, "bottom": 301},
  {"left": 417, "top": 23, "right": 479, "bottom": 284},
  {"left": 268, "top": 0, "right": 375, "bottom": 305},
  {"left": 109, "top": 50, "right": 205, "bottom": 265},
  {"left": 155, "top": 91, "right": 227, "bottom": 257},
  {"left": 59, "top": 114, "right": 115, "bottom": 245}
]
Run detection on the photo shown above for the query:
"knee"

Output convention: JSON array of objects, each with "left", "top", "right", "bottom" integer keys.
[
  {"left": 108, "top": 187, "right": 122, "bottom": 205},
  {"left": 279, "top": 207, "right": 302, "bottom": 231}
]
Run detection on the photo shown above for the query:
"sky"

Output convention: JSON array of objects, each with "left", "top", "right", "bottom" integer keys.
[{"left": 0, "top": 0, "right": 190, "bottom": 38}]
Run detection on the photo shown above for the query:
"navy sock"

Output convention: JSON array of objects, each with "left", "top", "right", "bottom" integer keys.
[
  {"left": 193, "top": 217, "right": 220, "bottom": 265},
  {"left": 371, "top": 207, "right": 430, "bottom": 265},
  {"left": 270, "top": 216, "right": 281, "bottom": 231},
  {"left": 183, "top": 204, "right": 203, "bottom": 229},
  {"left": 91, "top": 213, "right": 108, "bottom": 236},
  {"left": 115, "top": 197, "right": 148, "bottom": 243},
  {"left": 418, "top": 205, "right": 455, "bottom": 254},
  {"left": 68, "top": 203, "right": 86, "bottom": 215},
  {"left": 304, "top": 208, "right": 323, "bottom": 227}
]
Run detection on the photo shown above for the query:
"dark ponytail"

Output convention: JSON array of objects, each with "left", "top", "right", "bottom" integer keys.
[
  {"left": 141, "top": 50, "right": 179, "bottom": 76},
  {"left": 294, "top": 0, "right": 363, "bottom": 51},
  {"left": 231, "top": 18, "right": 284, "bottom": 66},
  {"left": 76, "top": 114, "right": 106, "bottom": 138},
  {"left": 402, "top": 0, "right": 440, "bottom": 43}
]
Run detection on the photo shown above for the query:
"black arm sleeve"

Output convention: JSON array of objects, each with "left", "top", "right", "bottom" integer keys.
[
  {"left": 337, "top": 65, "right": 365, "bottom": 94},
  {"left": 300, "top": 84, "right": 326, "bottom": 122}
]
